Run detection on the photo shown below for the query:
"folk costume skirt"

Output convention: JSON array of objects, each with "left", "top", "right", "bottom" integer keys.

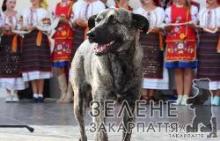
[
  {"left": 0, "top": 34, "right": 27, "bottom": 90},
  {"left": 21, "top": 30, "right": 52, "bottom": 81},
  {"left": 197, "top": 31, "right": 220, "bottom": 90},
  {"left": 140, "top": 32, "right": 169, "bottom": 89}
]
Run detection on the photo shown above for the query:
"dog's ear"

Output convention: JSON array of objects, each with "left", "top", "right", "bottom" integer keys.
[
  {"left": 132, "top": 13, "right": 149, "bottom": 32},
  {"left": 88, "top": 15, "right": 97, "bottom": 30}
]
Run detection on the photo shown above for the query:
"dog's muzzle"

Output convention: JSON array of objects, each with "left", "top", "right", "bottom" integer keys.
[{"left": 87, "top": 30, "right": 115, "bottom": 55}]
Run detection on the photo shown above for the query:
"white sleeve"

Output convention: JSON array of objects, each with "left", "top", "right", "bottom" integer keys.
[
  {"left": 47, "top": 10, "right": 53, "bottom": 24},
  {"left": 198, "top": 9, "right": 202, "bottom": 22},
  {"left": 16, "top": 12, "right": 22, "bottom": 23},
  {"left": 69, "top": 8, "right": 74, "bottom": 23},
  {"left": 40, "top": 9, "right": 51, "bottom": 20},
  {"left": 51, "top": 5, "right": 57, "bottom": 20},
  {"left": 94, "top": 2, "right": 106, "bottom": 15},
  {"left": 198, "top": 8, "right": 205, "bottom": 26},
  {"left": 0, "top": 12, "right": 4, "bottom": 27},
  {"left": 157, "top": 8, "right": 165, "bottom": 25},
  {"left": 217, "top": 8, "right": 220, "bottom": 27},
  {"left": 133, "top": 8, "right": 142, "bottom": 15},
  {"left": 191, "top": 6, "right": 198, "bottom": 24},
  {"left": 43, "top": 10, "right": 52, "bottom": 27},
  {"left": 22, "top": 9, "right": 30, "bottom": 27},
  {"left": 165, "top": 7, "right": 171, "bottom": 24},
  {"left": 71, "top": 3, "right": 77, "bottom": 23},
  {"left": 106, "top": 0, "right": 115, "bottom": 8}
]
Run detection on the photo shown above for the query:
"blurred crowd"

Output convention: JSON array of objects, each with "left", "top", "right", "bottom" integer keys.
[{"left": 0, "top": 0, "right": 220, "bottom": 106}]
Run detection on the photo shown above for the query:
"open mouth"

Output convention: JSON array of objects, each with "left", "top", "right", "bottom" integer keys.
[{"left": 94, "top": 41, "right": 115, "bottom": 55}]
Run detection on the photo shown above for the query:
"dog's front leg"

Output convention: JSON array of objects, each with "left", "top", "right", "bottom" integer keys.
[
  {"left": 74, "top": 88, "right": 87, "bottom": 141},
  {"left": 122, "top": 92, "right": 139, "bottom": 141},
  {"left": 92, "top": 90, "right": 109, "bottom": 141},
  {"left": 122, "top": 101, "right": 135, "bottom": 141}
]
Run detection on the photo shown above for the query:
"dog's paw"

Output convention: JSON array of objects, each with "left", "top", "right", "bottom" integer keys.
[
  {"left": 201, "top": 126, "right": 212, "bottom": 132},
  {"left": 79, "top": 136, "right": 87, "bottom": 141}
]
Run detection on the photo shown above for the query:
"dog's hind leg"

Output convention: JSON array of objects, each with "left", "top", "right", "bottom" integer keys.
[
  {"left": 74, "top": 87, "right": 87, "bottom": 141},
  {"left": 92, "top": 90, "right": 109, "bottom": 141}
]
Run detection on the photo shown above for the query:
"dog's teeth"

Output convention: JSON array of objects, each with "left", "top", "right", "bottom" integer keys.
[
  {"left": 101, "top": 46, "right": 105, "bottom": 51},
  {"left": 94, "top": 41, "right": 115, "bottom": 54}
]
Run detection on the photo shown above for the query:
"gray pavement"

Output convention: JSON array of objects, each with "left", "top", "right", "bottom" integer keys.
[{"left": 0, "top": 98, "right": 219, "bottom": 141}]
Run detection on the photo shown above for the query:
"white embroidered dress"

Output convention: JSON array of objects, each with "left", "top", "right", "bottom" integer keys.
[{"left": 21, "top": 8, "right": 53, "bottom": 81}]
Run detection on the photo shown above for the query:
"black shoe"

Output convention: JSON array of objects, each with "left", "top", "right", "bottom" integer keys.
[
  {"left": 38, "top": 97, "right": 44, "bottom": 103},
  {"left": 33, "top": 97, "right": 39, "bottom": 103}
]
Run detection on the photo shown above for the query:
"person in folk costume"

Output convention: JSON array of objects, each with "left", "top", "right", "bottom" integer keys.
[
  {"left": 191, "top": 0, "right": 200, "bottom": 8},
  {"left": 164, "top": 0, "right": 200, "bottom": 8},
  {"left": 133, "top": 0, "right": 169, "bottom": 102},
  {"left": 0, "top": 0, "right": 27, "bottom": 102},
  {"left": 51, "top": 0, "right": 75, "bottom": 103},
  {"left": 160, "top": 0, "right": 172, "bottom": 9},
  {"left": 21, "top": 0, "right": 52, "bottom": 103},
  {"left": 114, "top": 0, "right": 133, "bottom": 10},
  {"left": 197, "top": 0, "right": 220, "bottom": 105},
  {"left": 164, "top": 0, "right": 198, "bottom": 105},
  {"left": 71, "top": 0, "right": 106, "bottom": 50},
  {"left": 100, "top": 0, "right": 115, "bottom": 8}
]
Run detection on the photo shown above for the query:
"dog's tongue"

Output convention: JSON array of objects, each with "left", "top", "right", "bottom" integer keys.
[
  {"left": 94, "top": 41, "right": 114, "bottom": 54},
  {"left": 94, "top": 44, "right": 108, "bottom": 54}
]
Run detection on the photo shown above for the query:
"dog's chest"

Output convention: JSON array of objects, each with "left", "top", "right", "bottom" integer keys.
[{"left": 108, "top": 54, "right": 136, "bottom": 93}]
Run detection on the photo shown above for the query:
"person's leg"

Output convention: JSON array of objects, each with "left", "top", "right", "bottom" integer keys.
[
  {"left": 11, "top": 90, "right": 19, "bottom": 102},
  {"left": 31, "top": 80, "right": 38, "bottom": 102},
  {"left": 62, "top": 82, "right": 74, "bottom": 103},
  {"left": 5, "top": 89, "right": 12, "bottom": 102},
  {"left": 174, "top": 68, "right": 184, "bottom": 105},
  {"left": 142, "top": 89, "right": 149, "bottom": 101},
  {"left": 63, "top": 65, "right": 76, "bottom": 103},
  {"left": 182, "top": 68, "right": 194, "bottom": 105},
  {"left": 36, "top": 80, "right": 44, "bottom": 103},
  {"left": 149, "top": 89, "right": 155, "bottom": 101},
  {"left": 183, "top": 68, "right": 193, "bottom": 96},
  {"left": 56, "top": 68, "right": 68, "bottom": 103},
  {"left": 38, "top": 79, "right": 44, "bottom": 95}
]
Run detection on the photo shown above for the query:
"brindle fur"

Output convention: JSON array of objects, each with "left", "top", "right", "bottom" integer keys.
[{"left": 70, "top": 8, "right": 149, "bottom": 141}]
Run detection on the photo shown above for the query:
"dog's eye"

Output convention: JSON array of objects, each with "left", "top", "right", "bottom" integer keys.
[
  {"left": 96, "top": 17, "right": 103, "bottom": 23},
  {"left": 109, "top": 15, "right": 118, "bottom": 24},
  {"left": 111, "top": 19, "right": 117, "bottom": 24}
]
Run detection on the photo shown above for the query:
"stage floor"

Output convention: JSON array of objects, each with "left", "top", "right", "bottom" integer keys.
[{"left": 0, "top": 98, "right": 219, "bottom": 141}]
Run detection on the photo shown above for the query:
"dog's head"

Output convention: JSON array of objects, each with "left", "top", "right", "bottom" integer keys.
[{"left": 87, "top": 8, "right": 149, "bottom": 55}]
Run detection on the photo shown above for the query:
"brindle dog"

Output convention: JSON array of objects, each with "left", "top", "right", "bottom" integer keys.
[{"left": 70, "top": 8, "right": 149, "bottom": 141}]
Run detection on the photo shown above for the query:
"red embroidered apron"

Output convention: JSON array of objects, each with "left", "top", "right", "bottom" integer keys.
[
  {"left": 52, "top": 2, "right": 74, "bottom": 65},
  {"left": 165, "top": 5, "right": 197, "bottom": 62}
]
